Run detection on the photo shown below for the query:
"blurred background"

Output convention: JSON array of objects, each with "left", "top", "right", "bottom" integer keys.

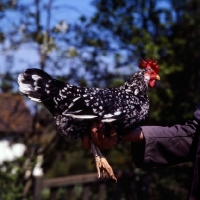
[{"left": 0, "top": 0, "right": 200, "bottom": 199}]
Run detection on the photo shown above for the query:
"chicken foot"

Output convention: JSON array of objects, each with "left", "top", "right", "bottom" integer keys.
[{"left": 91, "top": 143, "right": 117, "bottom": 181}]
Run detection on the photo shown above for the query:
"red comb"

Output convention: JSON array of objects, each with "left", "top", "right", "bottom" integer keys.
[{"left": 138, "top": 58, "right": 160, "bottom": 73}]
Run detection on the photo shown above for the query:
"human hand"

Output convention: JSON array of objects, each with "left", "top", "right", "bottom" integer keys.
[
  {"left": 89, "top": 122, "right": 144, "bottom": 147},
  {"left": 81, "top": 121, "right": 117, "bottom": 150},
  {"left": 81, "top": 121, "right": 144, "bottom": 150},
  {"left": 90, "top": 121, "right": 117, "bottom": 149}
]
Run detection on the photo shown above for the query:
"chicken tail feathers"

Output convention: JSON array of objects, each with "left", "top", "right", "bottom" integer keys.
[{"left": 18, "top": 68, "right": 65, "bottom": 103}]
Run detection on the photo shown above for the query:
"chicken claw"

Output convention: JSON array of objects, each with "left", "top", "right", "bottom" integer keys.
[{"left": 91, "top": 143, "right": 117, "bottom": 181}]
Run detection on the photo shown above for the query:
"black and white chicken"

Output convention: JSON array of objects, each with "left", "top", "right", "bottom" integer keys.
[{"left": 18, "top": 59, "right": 160, "bottom": 181}]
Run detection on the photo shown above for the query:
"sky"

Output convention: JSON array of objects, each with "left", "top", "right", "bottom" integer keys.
[
  {"left": 0, "top": 0, "right": 95, "bottom": 74},
  {"left": 0, "top": 0, "right": 173, "bottom": 75},
  {"left": 61, "top": 0, "right": 95, "bottom": 23}
]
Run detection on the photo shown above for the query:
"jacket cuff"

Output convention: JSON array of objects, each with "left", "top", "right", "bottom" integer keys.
[{"left": 193, "top": 104, "right": 200, "bottom": 122}]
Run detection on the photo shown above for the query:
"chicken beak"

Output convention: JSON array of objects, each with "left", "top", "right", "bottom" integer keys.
[{"left": 156, "top": 75, "right": 160, "bottom": 80}]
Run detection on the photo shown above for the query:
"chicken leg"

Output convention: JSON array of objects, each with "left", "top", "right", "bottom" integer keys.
[{"left": 91, "top": 142, "right": 117, "bottom": 181}]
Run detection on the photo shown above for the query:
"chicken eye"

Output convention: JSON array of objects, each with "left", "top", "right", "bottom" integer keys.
[{"left": 148, "top": 71, "right": 154, "bottom": 76}]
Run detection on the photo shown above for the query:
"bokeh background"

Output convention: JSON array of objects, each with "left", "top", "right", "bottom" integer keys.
[{"left": 0, "top": 0, "right": 200, "bottom": 199}]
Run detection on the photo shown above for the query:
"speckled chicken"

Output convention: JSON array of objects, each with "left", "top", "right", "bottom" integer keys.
[{"left": 18, "top": 58, "right": 160, "bottom": 181}]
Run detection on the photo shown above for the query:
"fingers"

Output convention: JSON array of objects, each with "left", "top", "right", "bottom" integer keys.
[
  {"left": 91, "top": 121, "right": 103, "bottom": 147},
  {"left": 82, "top": 121, "right": 118, "bottom": 150},
  {"left": 91, "top": 121, "right": 117, "bottom": 149}
]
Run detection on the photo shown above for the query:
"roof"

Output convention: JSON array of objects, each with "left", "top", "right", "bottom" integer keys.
[{"left": 0, "top": 93, "right": 32, "bottom": 134}]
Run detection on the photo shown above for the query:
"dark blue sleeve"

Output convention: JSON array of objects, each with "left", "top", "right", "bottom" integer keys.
[{"left": 131, "top": 105, "right": 200, "bottom": 168}]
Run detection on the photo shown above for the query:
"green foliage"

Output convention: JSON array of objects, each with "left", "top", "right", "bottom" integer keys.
[{"left": 0, "top": 159, "right": 32, "bottom": 200}]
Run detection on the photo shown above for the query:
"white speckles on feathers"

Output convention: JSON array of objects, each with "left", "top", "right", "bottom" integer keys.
[
  {"left": 29, "top": 96, "right": 42, "bottom": 102},
  {"left": 114, "top": 111, "right": 121, "bottom": 116},
  {"left": 34, "top": 86, "right": 41, "bottom": 91},
  {"left": 134, "top": 89, "right": 139, "bottom": 95},
  {"left": 59, "top": 90, "right": 67, "bottom": 98},
  {"left": 32, "top": 75, "right": 41, "bottom": 81},
  {"left": 18, "top": 67, "right": 152, "bottom": 139},
  {"left": 104, "top": 114, "right": 114, "bottom": 118},
  {"left": 19, "top": 84, "right": 32, "bottom": 94}
]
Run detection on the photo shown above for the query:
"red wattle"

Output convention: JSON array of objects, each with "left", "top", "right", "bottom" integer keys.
[{"left": 149, "top": 80, "right": 155, "bottom": 87}]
